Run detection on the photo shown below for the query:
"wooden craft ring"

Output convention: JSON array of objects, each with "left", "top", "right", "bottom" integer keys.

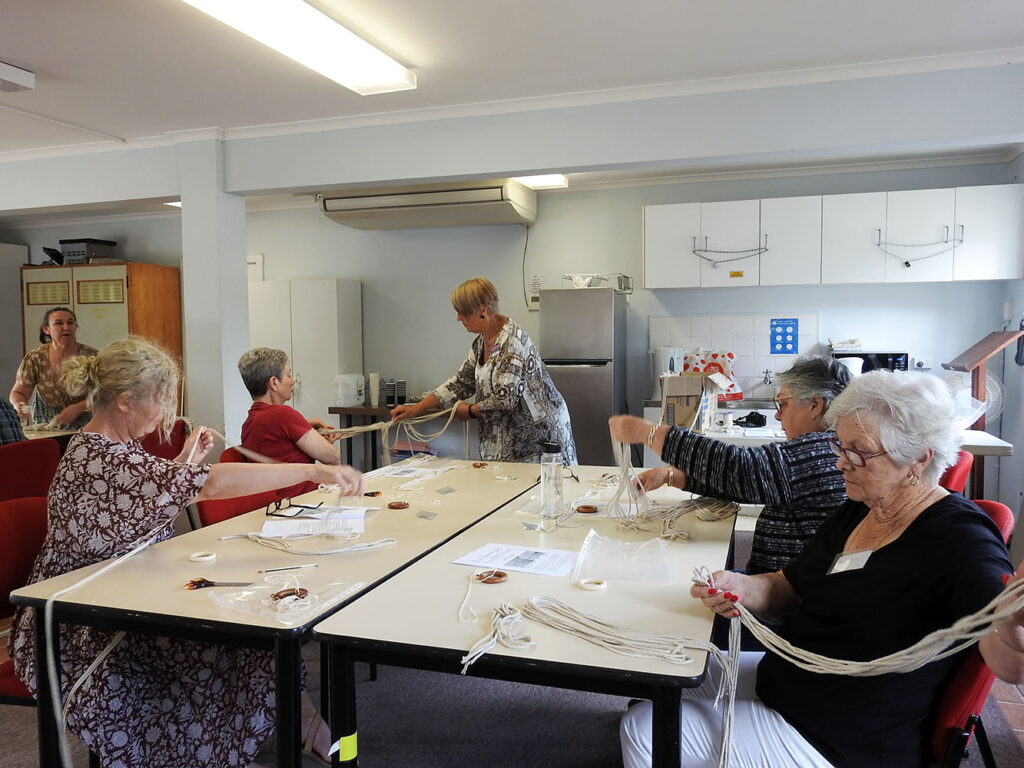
[
  {"left": 388, "top": 501, "right": 409, "bottom": 510},
  {"left": 271, "top": 587, "right": 309, "bottom": 601},
  {"left": 576, "top": 504, "right": 599, "bottom": 514},
  {"left": 472, "top": 462, "right": 488, "bottom": 468},
  {"left": 474, "top": 570, "right": 508, "bottom": 584}
]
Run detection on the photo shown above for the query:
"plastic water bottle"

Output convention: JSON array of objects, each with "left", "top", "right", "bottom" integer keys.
[{"left": 539, "top": 441, "right": 563, "bottom": 532}]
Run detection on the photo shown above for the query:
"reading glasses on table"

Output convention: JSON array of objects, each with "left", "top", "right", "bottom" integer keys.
[{"left": 265, "top": 499, "right": 324, "bottom": 518}]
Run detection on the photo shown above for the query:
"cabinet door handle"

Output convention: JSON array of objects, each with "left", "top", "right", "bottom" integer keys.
[
  {"left": 763, "top": 233, "right": 768, "bottom": 249},
  {"left": 944, "top": 225, "right": 949, "bottom": 243},
  {"left": 875, "top": 228, "right": 882, "bottom": 246},
  {"left": 958, "top": 224, "right": 965, "bottom": 243}
]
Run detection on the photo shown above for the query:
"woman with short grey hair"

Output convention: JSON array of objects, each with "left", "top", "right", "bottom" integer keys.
[{"left": 609, "top": 354, "right": 851, "bottom": 574}]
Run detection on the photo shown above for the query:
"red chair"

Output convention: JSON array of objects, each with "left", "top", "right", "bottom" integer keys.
[
  {"left": 138, "top": 418, "right": 189, "bottom": 460},
  {"left": 219, "top": 446, "right": 248, "bottom": 463},
  {"left": 939, "top": 450, "right": 975, "bottom": 495},
  {"left": 0, "top": 439, "right": 61, "bottom": 502},
  {"left": 194, "top": 487, "right": 286, "bottom": 527},
  {"left": 930, "top": 499, "right": 1015, "bottom": 768},
  {"left": 0, "top": 497, "right": 48, "bottom": 705}
]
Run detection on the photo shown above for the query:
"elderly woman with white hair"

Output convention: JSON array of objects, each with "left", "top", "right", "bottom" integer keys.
[{"left": 622, "top": 370, "right": 1024, "bottom": 768}]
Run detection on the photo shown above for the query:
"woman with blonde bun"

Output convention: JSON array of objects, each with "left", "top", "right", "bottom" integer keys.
[{"left": 10, "top": 336, "right": 360, "bottom": 768}]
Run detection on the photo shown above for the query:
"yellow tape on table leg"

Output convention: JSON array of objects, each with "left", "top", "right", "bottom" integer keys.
[{"left": 329, "top": 733, "right": 358, "bottom": 762}]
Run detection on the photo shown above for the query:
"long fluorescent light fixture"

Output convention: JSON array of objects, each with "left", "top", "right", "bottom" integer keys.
[
  {"left": 180, "top": 0, "right": 416, "bottom": 95},
  {"left": 0, "top": 60, "right": 35, "bottom": 92}
]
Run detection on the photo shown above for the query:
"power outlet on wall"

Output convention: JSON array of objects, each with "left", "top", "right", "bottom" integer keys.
[{"left": 912, "top": 357, "right": 933, "bottom": 370}]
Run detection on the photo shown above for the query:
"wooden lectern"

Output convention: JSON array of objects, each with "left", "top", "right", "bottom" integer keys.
[{"left": 941, "top": 330, "right": 1024, "bottom": 497}]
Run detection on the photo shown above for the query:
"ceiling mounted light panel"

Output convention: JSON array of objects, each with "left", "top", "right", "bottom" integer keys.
[
  {"left": 0, "top": 60, "right": 35, "bottom": 92},
  {"left": 181, "top": 0, "right": 416, "bottom": 95}
]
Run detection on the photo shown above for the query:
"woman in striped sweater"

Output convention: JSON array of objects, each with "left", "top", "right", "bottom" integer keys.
[{"left": 609, "top": 355, "right": 850, "bottom": 573}]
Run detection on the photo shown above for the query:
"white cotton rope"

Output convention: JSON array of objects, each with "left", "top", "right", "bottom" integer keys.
[
  {"left": 319, "top": 406, "right": 462, "bottom": 465},
  {"left": 459, "top": 602, "right": 536, "bottom": 674},
  {"left": 226, "top": 532, "right": 397, "bottom": 556}
]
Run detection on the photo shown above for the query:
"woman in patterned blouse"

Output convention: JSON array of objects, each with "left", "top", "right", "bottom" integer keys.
[
  {"left": 9, "top": 306, "right": 98, "bottom": 428},
  {"left": 391, "top": 277, "right": 577, "bottom": 463},
  {"left": 609, "top": 355, "right": 851, "bottom": 574},
  {"left": 10, "top": 336, "right": 363, "bottom": 768}
]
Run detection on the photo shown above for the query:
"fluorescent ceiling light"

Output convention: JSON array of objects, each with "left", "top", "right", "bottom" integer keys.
[
  {"left": 513, "top": 174, "right": 568, "bottom": 190},
  {"left": 180, "top": 0, "right": 416, "bottom": 95},
  {"left": 0, "top": 60, "right": 35, "bottom": 92},
  {"left": 164, "top": 201, "right": 183, "bottom": 208}
]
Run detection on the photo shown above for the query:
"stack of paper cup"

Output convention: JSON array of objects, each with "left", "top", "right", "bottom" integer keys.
[{"left": 368, "top": 373, "right": 381, "bottom": 407}]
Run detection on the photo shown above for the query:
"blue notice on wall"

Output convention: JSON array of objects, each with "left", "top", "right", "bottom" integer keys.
[{"left": 770, "top": 318, "right": 799, "bottom": 355}]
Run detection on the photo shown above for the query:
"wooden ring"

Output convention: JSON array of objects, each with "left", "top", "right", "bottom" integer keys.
[
  {"left": 474, "top": 570, "right": 508, "bottom": 584},
  {"left": 576, "top": 504, "right": 599, "bottom": 514},
  {"left": 363, "top": 490, "right": 382, "bottom": 497},
  {"left": 388, "top": 501, "right": 409, "bottom": 510},
  {"left": 272, "top": 587, "right": 309, "bottom": 600},
  {"left": 472, "top": 462, "right": 488, "bottom": 468}
]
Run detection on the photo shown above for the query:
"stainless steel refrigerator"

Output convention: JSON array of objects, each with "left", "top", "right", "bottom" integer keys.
[{"left": 539, "top": 287, "right": 626, "bottom": 466}]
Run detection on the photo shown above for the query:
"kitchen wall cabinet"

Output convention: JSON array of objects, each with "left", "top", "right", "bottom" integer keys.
[
  {"left": 699, "top": 200, "right": 761, "bottom": 287},
  {"left": 20, "top": 262, "right": 181, "bottom": 360},
  {"left": 821, "top": 192, "right": 887, "bottom": 284},
  {"left": 1, "top": 243, "right": 28, "bottom": 384},
  {"left": 642, "top": 202, "right": 701, "bottom": 288},
  {"left": 759, "top": 195, "right": 822, "bottom": 286},
  {"left": 643, "top": 200, "right": 760, "bottom": 288},
  {"left": 248, "top": 278, "right": 363, "bottom": 421},
  {"left": 952, "top": 184, "right": 1024, "bottom": 281},
  {"left": 883, "top": 188, "right": 956, "bottom": 283}
]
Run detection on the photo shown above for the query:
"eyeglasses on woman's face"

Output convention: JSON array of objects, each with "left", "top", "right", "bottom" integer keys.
[
  {"left": 827, "top": 437, "right": 887, "bottom": 468},
  {"left": 772, "top": 395, "right": 795, "bottom": 412},
  {"left": 265, "top": 499, "right": 324, "bottom": 517}
]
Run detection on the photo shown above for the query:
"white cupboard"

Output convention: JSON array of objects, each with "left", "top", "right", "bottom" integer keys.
[
  {"left": 1, "top": 244, "right": 28, "bottom": 385},
  {"left": 759, "top": 196, "right": 822, "bottom": 286},
  {"left": 699, "top": 200, "right": 761, "bottom": 287},
  {"left": 821, "top": 192, "right": 887, "bottom": 284},
  {"left": 883, "top": 188, "right": 956, "bottom": 283},
  {"left": 952, "top": 184, "right": 1024, "bottom": 281},
  {"left": 248, "top": 278, "right": 363, "bottom": 421},
  {"left": 642, "top": 202, "right": 701, "bottom": 288}
]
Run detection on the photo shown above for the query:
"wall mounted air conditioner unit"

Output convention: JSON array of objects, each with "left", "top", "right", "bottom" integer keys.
[{"left": 318, "top": 180, "right": 536, "bottom": 230}]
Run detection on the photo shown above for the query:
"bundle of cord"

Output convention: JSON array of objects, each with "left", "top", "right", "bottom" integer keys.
[
  {"left": 459, "top": 602, "right": 536, "bottom": 674},
  {"left": 220, "top": 531, "right": 397, "bottom": 556},
  {"left": 318, "top": 406, "right": 461, "bottom": 465},
  {"left": 604, "top": 439, "right": 649, "bottom": 520}
]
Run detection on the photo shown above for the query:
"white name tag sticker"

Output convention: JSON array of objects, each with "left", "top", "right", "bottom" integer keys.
[{"left": 828, "top": 549, "right": 872, "bottom": 575}]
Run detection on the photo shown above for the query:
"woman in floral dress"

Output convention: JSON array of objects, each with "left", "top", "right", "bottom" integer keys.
[
  {"left": 10, "top": 336, "right": 363, "bottom": 768},
  {"left": 391, "top": 277, "right": 577, "bottom": 463}
]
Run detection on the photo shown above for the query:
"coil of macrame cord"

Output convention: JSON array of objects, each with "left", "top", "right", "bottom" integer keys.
[
  {"left": 461, "top": 567, "right": 1024, "bottom": 768},
  {"left": 318, "top": 406, "right": 461, "bottom": 466},
  {"left": 220, "top": 531, "right": 397, "bottom": 556}
]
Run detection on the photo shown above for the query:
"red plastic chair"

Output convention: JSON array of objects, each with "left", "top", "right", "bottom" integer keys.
[
  {"left": 194, "top": 487, "right": 286, "bottom": 527},
  {"left": 219, "top": 446, "right": 248, "bottom": 463},
  {"left": 0, "top": 497, "right": 48, "bottom": 705},
  {"left": 138, "top": 418, "right": 189, "bottom": 460},
  {"left": 0, "top": 438, "right": 61, "bottom": 502},
  {"left": 939, "top": 450, "right": 975, "bottom": 495},
  {"left": 930, "top": 499, "right": 1015, "bottom": 768}
]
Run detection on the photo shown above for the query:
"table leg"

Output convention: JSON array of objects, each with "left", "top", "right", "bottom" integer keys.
[
  {"left": 328, "top": 644, "right": 359, "bottom": 767},
  {"left": 651, "top": 686, "right": 682, "bottom": 768},
  {"left": 34, "top": 609, "right": 64, "bottom": 768},
  {"left": 275, "top": 638, "right": 303, "bottom": 768}
]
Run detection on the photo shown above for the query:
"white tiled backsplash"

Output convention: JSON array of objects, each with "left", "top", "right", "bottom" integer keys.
[{"left": 649, "top": 313, "right": 821, "bottom": 400}]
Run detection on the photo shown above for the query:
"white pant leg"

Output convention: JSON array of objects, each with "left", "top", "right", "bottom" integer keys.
[{"left": 620, "top": 653, "right": 834, "bottom": 768}]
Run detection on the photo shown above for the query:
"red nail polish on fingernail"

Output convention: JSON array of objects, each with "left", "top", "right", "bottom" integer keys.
[
  {"left": 729, "top": 595, "right": 738, "bottom": 602},
  {"left": 1002, "top": 573, "right": 1012, "bottom": 586},
  {"left": 731, "top": 610, "right": 740, "bottom": 618},
  {"left": 707, "top": 588, "right": 718, "bottom": 595},
  {"left": 723, "top": 592, "right": 734, "bottom": 600}
]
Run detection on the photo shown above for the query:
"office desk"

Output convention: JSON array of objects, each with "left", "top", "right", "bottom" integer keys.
[
  {"left": 313, "top": 466, "right": 736, "bottom": 768},
  {"left": 11, "top": 457, "right": 537, "bottom": 768}
]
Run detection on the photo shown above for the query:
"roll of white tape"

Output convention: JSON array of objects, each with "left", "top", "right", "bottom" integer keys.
[
  {"left": 189, "top": 551, "right": 216, "bottom": 563},
  {"left": 577, "top": 578, "right": 607, "bottom": 591}
]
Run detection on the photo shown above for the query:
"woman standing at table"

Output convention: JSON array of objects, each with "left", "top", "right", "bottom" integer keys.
[
  {"left": 10, "top": 336, "right": 362, "bottom": 768},
  {"left": 391, "top": 277, "right": 577, "bottom": 463},
  {"left": 9, "top": 306, "right": 98, "bottom": 429}
]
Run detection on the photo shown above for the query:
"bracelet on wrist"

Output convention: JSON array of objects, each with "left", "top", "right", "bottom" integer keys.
[{"left": 667, "top": 467, "right": 674, "bottom": 488}]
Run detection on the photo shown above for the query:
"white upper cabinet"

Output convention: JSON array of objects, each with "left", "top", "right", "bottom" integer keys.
[
  {"left": 759, "top": 196, "right": 822, "bottom": 286},
  {"left": 643, "top": 202, "right": 701, "bottom": 288},
  {"left": 821, "top": 192, "right": 887, "bottom": 284},
  {"left": 883, "top": 188, "right": 956, "bottom": 283},
  {"left": 699, "top": 200, "right": 761, "bottom": 287},
  {"left": 952, "top": 184, "right": 1024, "bottom": 281}
]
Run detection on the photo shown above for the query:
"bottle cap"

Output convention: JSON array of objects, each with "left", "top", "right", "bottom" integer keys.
[{"left": 538, "top": 441, "right": 561, "bottom": 454}]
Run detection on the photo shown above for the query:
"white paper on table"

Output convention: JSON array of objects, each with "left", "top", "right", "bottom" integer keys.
[
  {"left": 260, "top": 516, "right": 365, "bottom": 537},
  {"left": 453, "top": 543, "right": 576, "bottom": 577}
]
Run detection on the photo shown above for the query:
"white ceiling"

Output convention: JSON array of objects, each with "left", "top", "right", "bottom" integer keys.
[{"left": 2, "top": 0, "right": 1024, "bottom": 220}]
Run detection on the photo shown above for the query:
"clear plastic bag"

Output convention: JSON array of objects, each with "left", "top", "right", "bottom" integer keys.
[
  {"left": 571, "top": 528, "right": 673, "bottom": 583},
  {"left": 208, "top": 573, "right": 364, "bottom": 627}
]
